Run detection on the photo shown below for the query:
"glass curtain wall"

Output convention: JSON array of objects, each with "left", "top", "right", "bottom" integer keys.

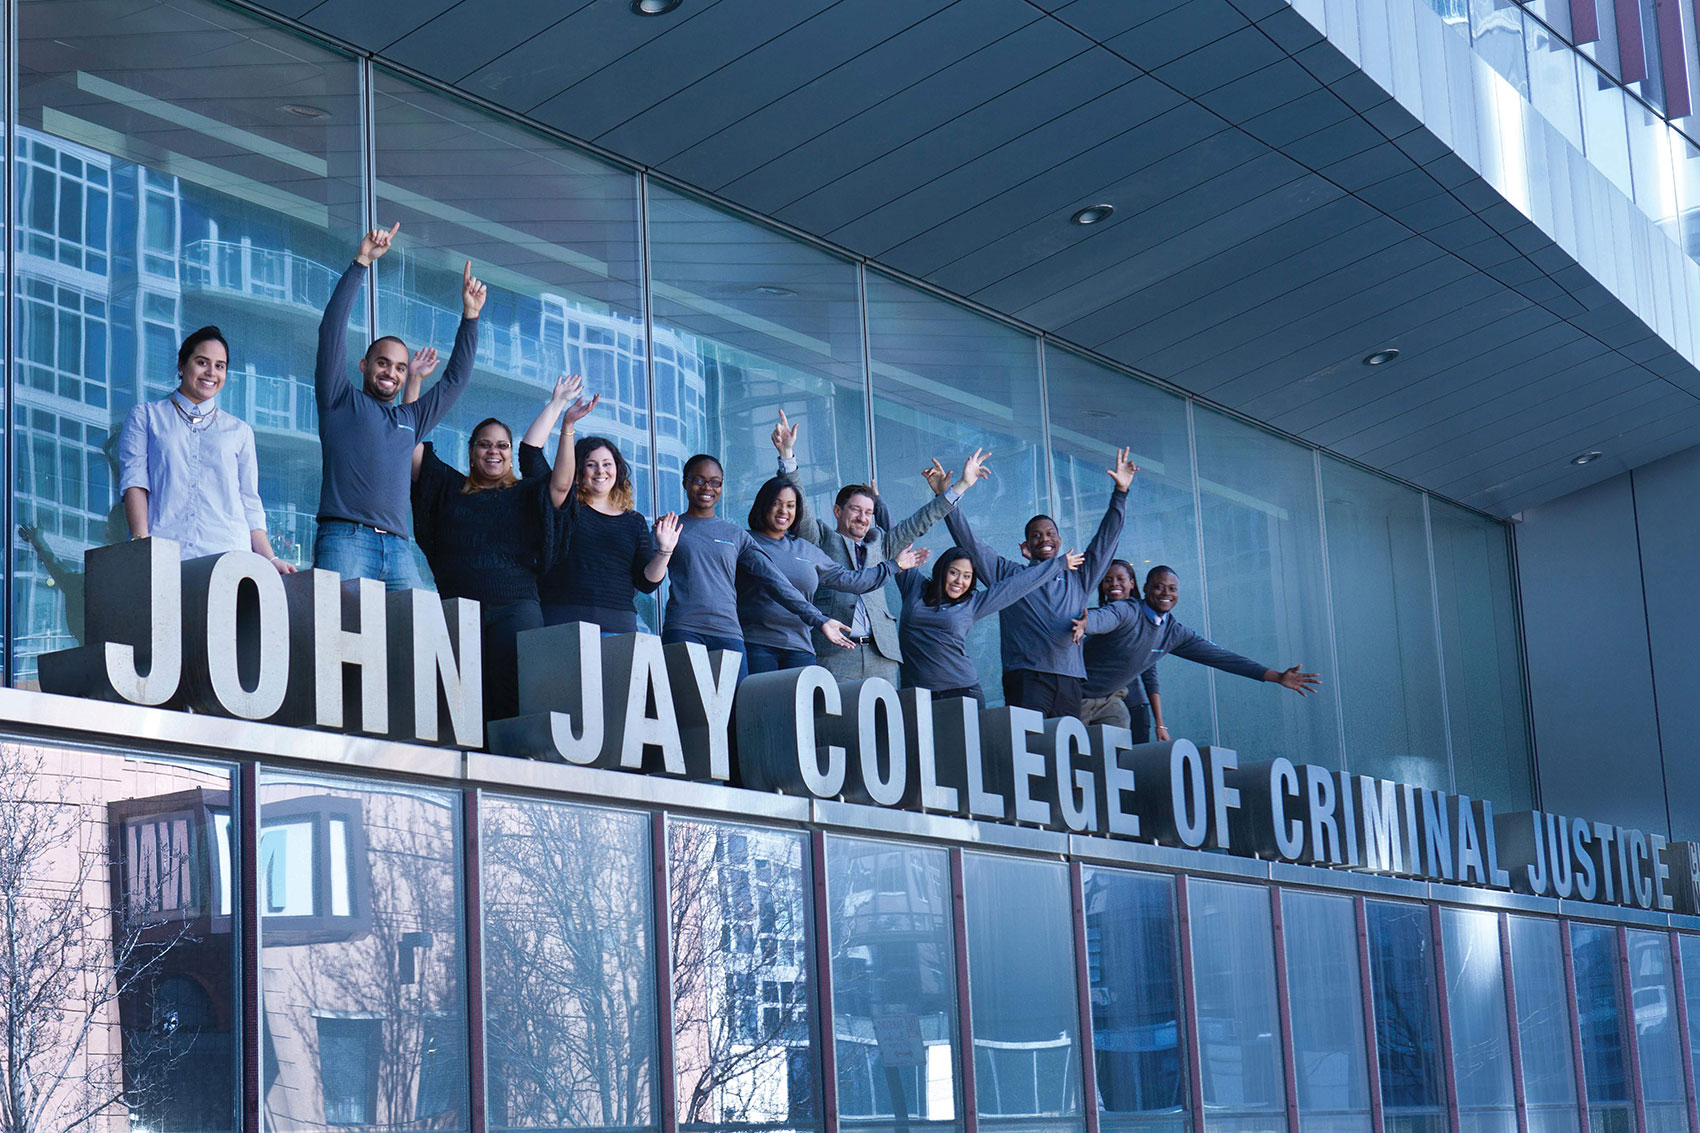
[
  {"left": 1282, "top": 891, "right": 1372, "bottom": 1133},
  {"left": 1509, "top": 916, "right": 1584, "bottom": 1133},
  {"left": 5, "top": 0, "right": 1535, "bottom": 808},
  {"left": 1441, "top": 908, "right": 1518, "bottom": 1133}
]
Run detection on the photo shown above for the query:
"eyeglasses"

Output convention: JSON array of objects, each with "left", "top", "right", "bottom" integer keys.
[
  {"left": 473, "top": 440, "right": 512, "bottom": 451},
  {"left": 686, "top": 475, "right": 723, "bottom": 489}
]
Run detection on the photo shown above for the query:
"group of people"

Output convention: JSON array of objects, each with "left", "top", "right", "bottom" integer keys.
[{"left": 116, "top": 222, "right": 1323, "bottom": 742}]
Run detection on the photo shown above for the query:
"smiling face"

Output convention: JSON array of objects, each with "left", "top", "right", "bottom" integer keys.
[
  {"left": 684, "top": 458, "right": 724, "bottom": 516},
  {"left": 764, "top": 485, "right": 800, "bottom": 536},
  {"left": 942, "top": 554, "right": 976, "bottom": 600},
  {"left": 1023, "top": 516, "right": 1061, "bottom": 561},
  {"left": 176, "top": 340, "right": 229, "bottom": 404},
  {"left": 360, "top": 338, "right": 409, "bottom": 401},
  {"left": 468, "top": 422, "right": 513, "bottom": 486},
  {"left": 1143, "top": 568, "right": 1180, "bottom": 614},
  {"left": 581, "top": 444, "right": 618, "bottom": 502},
  {"left": 1099, "top": 563, "right": 1137, "bottom": 604},
  {"left": 835, "top": 492, "right": 875, "bottom": 541}
]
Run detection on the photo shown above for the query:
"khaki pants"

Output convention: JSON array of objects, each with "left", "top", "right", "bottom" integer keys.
[{"left": 1079, "top": 689, "right": 1131, "bottom": 729}]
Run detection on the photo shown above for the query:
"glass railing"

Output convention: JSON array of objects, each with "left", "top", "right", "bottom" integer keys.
[{"left": 181, "top": 239, "right": 340, "bottom": 312}]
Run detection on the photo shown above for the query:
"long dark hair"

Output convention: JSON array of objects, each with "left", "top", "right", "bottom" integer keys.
[
  {"left": 576, "top": 435, "right": 634, "bottom": 511},
  {"left": 747, "top": 475, "right": 806, "bottom": 535},
  {"left": 922, "top": 547, "right": 979, "bottom": 607}
]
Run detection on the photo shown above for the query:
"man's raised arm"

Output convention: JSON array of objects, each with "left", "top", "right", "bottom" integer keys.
[
  {"left": 318, "top": 223, "right": 397, "bottom": 412},
  {"left": 1081, "top": 446, "right": 1137, "bottom": 587}
]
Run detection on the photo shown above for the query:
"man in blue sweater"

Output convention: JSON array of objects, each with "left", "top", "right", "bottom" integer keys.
[
  {"left": 1074, "top": 562, "right": 1321, "bottom": 741},
  {"left": 312, "top": 222, "right": 486, "bottom": 589}
]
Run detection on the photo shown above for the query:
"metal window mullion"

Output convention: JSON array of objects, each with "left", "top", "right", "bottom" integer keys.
[
  {"left": 1313, "top": 448, "right": 1348, "bottom": 771},
  {"left": 857, "top": 262, "right": 876, "bottom": 487},
  {"left": 359, "top": 56, "right": 378, "bottom": 341},
  {"left": 653, "top": 813, "right": 680, "bottom": 1133},
  {"left": 1500, "top": 912, "right": 1530, "bottom": 1133},
  {"left": 3, "top": 0, "right": 16, "bottom": 689},
  {"left": 1668, "top": 932, "right": 1699, "bottom": 1133},
  {"left": 949, "top": 848, "right": 979, "bottom": 1133},
  {"left": 1269, "top": 887, "right": 1302, "bottom": 1133},
  {"left": 810, "top": 829, "right": 840, "bottom": 1133},
  {"left": 1184, "top": 401, "right": 1220, "bottom": 746},
  {"left": 1432, "top": 904, "right": 1463, "bottom": 1133},
  {"left": 1036, "top": 336, "right": 1058, "bottom": 520},
  {"left": 240, "top": 762, "right": 261, "bottom": 1133},
  {"left": 1355, "top": 896, "right": 1386, "bottom": 1133},
  {"left": 1423, "top": 494, "right": 1460, "bottom": 794},
  {"left": 1620, "top": 924, "right": 1650, "bottom": 1133},
  {"left": 1070, "top": 862, "right": 1100, "bottom": 1133},
  {"left": 1175, "top": 875, "right": 1207, "bottom": 1133},
  {"left": 638, "top": 172, "right": 662, "bottom": 633},
  {"left": 1561, "top": 920, "right": 1593, "bottom": 1133},
  {"left": 462, "top": 788, "right": 487, "bottom": 1133}
]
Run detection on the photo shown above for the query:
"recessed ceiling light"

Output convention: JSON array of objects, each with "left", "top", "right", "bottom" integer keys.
[
  {"left": 1071, "top": 203, "right": 1114, "bottom": 226},
  {"left": 753, "top": 285, "right": 795, "bottom": 297},
  {"left": 631, "top": 0, "right": 681, "bottom": 13},
  {"left": 279, "top": 103, "right": 330, "bottom": 120},
  {"left": 1363, "top": 348, "right": 1400, "bottom": 366},
  {"left": 1571, "top": 450, "right": 1604, "bottom": 466}
]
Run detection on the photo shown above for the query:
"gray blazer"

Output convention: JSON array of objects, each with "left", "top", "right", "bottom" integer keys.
[{"left": 778, "top": 459, "right": 957, "bottom": 663}]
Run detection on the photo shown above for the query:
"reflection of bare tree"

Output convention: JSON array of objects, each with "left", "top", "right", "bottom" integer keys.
[
  {"left": 669, "top": 820, "right": 814, "bottom": 1128},
  {"left": 0, "top": 744, "right": 196, "bottom": 1133},
  {"left": 481, "top": 800, "right": 653, "bottom": 1128}
]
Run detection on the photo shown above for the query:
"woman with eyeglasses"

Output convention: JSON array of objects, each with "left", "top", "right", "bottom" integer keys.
[
  {"left": 518, "top": 389, "right": 681, "bottom": 634},
  {"left": 663, "top": 454, "right": 855, "bottom": 681},
  {"left": 408, "top": 371, "right": 592, "bottom": 724}
]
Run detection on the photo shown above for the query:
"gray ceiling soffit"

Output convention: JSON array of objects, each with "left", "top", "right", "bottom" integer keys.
[{"left": 254, "top": 0, "right": 1700, "bottom": 518}]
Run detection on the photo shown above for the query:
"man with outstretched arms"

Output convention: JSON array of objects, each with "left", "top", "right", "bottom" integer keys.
[
  {"left": 945, "top": 446, "right": 1137, "bottom": 718},
  {"left": 770, "top": 409, "right": 966, "bottom": 685},
  {"left": 313, "top": 222, "right": 487, "bottom": 589}
]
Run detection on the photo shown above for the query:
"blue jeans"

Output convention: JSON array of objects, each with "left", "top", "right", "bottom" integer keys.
[
  {"left": 313, "top": 520, "right": 422, "bottom": 592},
  {"left": 744, "top": 643, "right": 816, "bottom": 676},
  {"left": 661, "top": 627, "right": 748, "bottom": 683}
]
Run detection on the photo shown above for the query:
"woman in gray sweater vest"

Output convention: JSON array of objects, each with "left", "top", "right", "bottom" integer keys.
[{"left": 895, "top": 545, "right": 1083, "bottom": 707}]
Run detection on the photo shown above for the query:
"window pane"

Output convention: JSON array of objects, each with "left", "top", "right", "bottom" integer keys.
[
  {"left": 13, "top": 0, "right": 364, "bottom": 684},
  {"left": 1507, "top": 916, "right": 1581, "bottom": 1133},
  {"left": 648, "top": 185, "right": 867, "bottom": 523},
  {"left": 1321, "top": 457, "right": 1447, "bottom": 788},
  {"left": 1083, "top": 867, "right": 1188, "bottom": 1133},
  {"left": 670, "top": 819, "right": 819, "bottom": 1131},
  {"left": 1570, "top": 923, "right": 1637, "bottom": 1133},
  {"left": 1441, "top": 909, "right": 1516, "bottom": 1132},
  {"left": 1366, "top": 901, "right": 1447, "bottom": 1133},
  {"left": 1682, "top": 937, "right": 1700, "bottom": 1118},
  {"left": 372, "top": 71, "right": 651, "bottom": 602},
  {"left": 826, "top": 837, "right": 960, "bottom": 1133},
  {"left": 482, "top": 796, "right": 657, "bottom": 1130},
  {"left": 1428, "top": 500, "right": 1532, "bottom": 808},
  {"left": 1193, "top": 408, "right": 1340, "bottom": 766},
  {"left": 1626, "top": 930, "right": 1689, "bottom": 1133},
  {"left": 259, "top": 773, "right": 468, "bottom": 1130},
  {"left": 1283, "top": 892, "right": 1370, "bottom": 1133},
  {"left": 1046, "top": 348, "right": 1211, "bottom": 743},
  {"left": 962, "top": 853, "right": 1083, "bottom": 1127},
  {"left": 1189, "top": 880, "right": 1286, "bottom": 1132},
  {"left": 868, "top": 275, "right": 1048, "bottom": 705}
]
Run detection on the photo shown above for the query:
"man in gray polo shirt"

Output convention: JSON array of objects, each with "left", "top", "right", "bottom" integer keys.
[{"left": 312, "top": 222, "right": 486, "bottom": 589}]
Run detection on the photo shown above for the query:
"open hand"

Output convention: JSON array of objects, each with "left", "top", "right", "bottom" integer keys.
[
  {"left": 1064, "top": 549, "right": 1085, "bottom": 570},
  {"left": 923, "top": 458, "right": 953, "bottom": 495},
  {"left": 356, "top": 221, "right": 399, "bottom": 266},
  {"left": 771, "top": 410, "right": 800, "bottom": 459},
  {"left": 655, "top": 512, "right": 681, "bottom": 553},
  {"left": 894, "top": 544, "right": 930, "bottom": 570},
  {"left": 821, "top": 619, "right": 855, "bottom": 649},
  {"left": 272, "top": 557, "right": 298, "bottom": 575},
  {"left": 1107, "top": 446, "right": 1139, "bottom": 492},
  {"left": 409, "top": 346, "right": 439, "bottom": 381},
  {"left": 549, "top": 373, "right": 584, "bottom": 408},
  {"left": 462, "top": 260, "right": 488, "bottom": 318},
  {"left": 1274, "top": 666, "right": 1322, "bottom": 696},
  {"left": 961, "top": 447, "right": 993, "bottom": 489},
  {"left": 1071, "top": 612, "right": 1089, "bottom": 643},
  {"left": 563, "top": 386, "right": 600, "bottom": 428},
  {"left": 1155, "top": 725, "right": 1171, "bottom": 741}
]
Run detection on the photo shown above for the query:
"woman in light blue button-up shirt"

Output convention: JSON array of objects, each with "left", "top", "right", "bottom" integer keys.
[{"left": 116, "top": 326, "right": 294, "bottom": 572}]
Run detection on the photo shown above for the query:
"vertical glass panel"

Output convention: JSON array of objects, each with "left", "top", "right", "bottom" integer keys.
[
  {"left": 648, "top": 186, "right": 867, "bottom": 521},
  {"left": 1670, "top": 130, "right": 1700, "bottom": 261},
  {"left": 826, "top": 837, "right": 960, "bottom": 1133},
  {"left": 1682, "top": 936, "right": 1700, "bottom": 1112},
  {"left": 1441, "top": 908, "right": 1517, "bottom": 1133},
  {"left": 481, "top": 796, "right": 656, "bottom": 1130},
  {"left": 669, "top": 819, "right": 819, "bottom": 1132},
  {"left": 1508, "top": 916, "right": 1581, "bottom": 1133},
  {"left": 1626, "top": 100, "right": 1681, "bottom": 238},
  {"left": 1192, "top": 408, "right": 1340, "bottom": 767},
  {"left": 1189, "top": 880, "right": 1286, "bottom": 1133},
  {"left": 0, "top": 745, "right": 237, "bottom": 1132},
  {"left": 13, "top": 0, "right": 364, "bottom": 685},
  {"left": 1366, "top": 901, "right": 1447, "bottom": 1133},
  {"left": 1320, "top": 457, "right": 1447, "bottom": 788},
  {"left": 1045, "top": 347, "right": 1211, "bottom": 743},
  {"left": 1570, "top": 922, "right": 1637, "bottom": 1133},
  {"left": 259, "top": 772, "right": 467, "bottom": 1130},
  {"left": 962, "top": 853, "right": 1083, "bottom": 1128},
  {"left": 1526, "top": 17, "right": 1586, "bottom": 151},
  {"left": 1472, "top": 0, "right": 1531, "bottom": 96},
  {"left": 1626, "top": 930, "right": 1689, "bottom": 1133},
  {"left": 867, "top": 275, "right": 1047, "bottom": 704},
  {"left": 1083, "top": 868, "right": 1188, "bottom": 1133},
  {"left": 1427, "top": 500, "right": 1532, "bottom": 809},
  {"left": 1281, "top": 891, "right": 1371, "bottom": 1133},
  {"left": 1579, "top": 59, "right": 1637, "bottom": 197}
]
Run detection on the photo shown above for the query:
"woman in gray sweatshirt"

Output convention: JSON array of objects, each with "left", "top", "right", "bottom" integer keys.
[
  {"left": 739, "top": 475, "right": 928, "bottom": 674},
  {"left": 895, "top": 546, "right": 1082, "bottom": 707}
]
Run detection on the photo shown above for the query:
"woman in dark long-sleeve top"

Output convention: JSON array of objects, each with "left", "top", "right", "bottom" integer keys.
[
  {"left": 738, "top": 475, "right": 927, "bottom": 674},
  {"left": 895, "top": 546, "right": 1082, "bottom": 707},
  {"left": 518, "top": 389, "right": 680, "bottom": 634}
]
